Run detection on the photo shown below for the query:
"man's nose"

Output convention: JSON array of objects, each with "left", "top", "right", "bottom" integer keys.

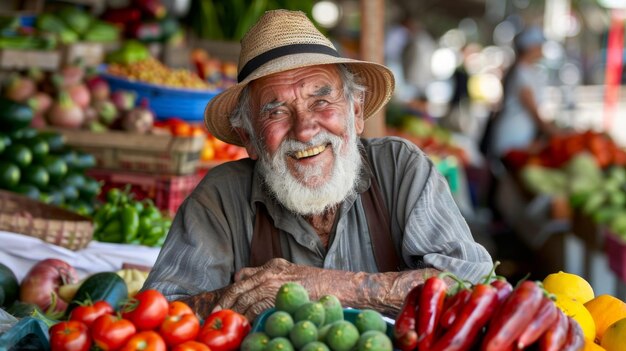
[{"left": 291, "top": 109, "right": 319, "bottom": 142}]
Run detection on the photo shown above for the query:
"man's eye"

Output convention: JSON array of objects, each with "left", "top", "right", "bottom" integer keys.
[
  {"left": 311, "top": 100, "right": 329, "bottom": 110},
  {"left": 268, "top": 109, "right": 287, "bottom": 118}
]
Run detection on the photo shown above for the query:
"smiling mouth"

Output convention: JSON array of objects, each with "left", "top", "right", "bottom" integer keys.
[{"left": 293, "top": 144, "right": 328, "bottom": 159}]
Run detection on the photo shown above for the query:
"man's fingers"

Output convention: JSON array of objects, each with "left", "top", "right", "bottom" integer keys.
[
  {"left": 234, "top": 267, "right": 258, "bottom": 282},
  {"left": 243, "top": 297, "right": 274, "bottom": 321}
]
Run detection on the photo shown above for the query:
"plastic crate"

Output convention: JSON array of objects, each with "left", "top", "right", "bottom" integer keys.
[
  {"left": 101, "top": 73, "right": 221, "bottom": 122},
  {"left": 48, "top": 128, "right": 204, "bottom": 175},
  {"left": 86, "top": 169, "right": 202, "bottom": 217}
]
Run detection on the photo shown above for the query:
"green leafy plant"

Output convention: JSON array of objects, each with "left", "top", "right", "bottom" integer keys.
[{"left": 187, "top": 0, "right": 314, "bottom": 41}]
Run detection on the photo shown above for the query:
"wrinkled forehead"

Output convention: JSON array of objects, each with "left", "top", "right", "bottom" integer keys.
[{"left": 249, "top": 65, "right": 343, "bottom": 99}]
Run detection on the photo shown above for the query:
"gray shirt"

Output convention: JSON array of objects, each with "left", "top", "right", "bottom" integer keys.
[{"left": 144, "top": 137, "right": 492, "bottom": 300}]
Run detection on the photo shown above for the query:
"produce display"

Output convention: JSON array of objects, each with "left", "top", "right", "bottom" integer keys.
[
  {"left": 107, "top": 57, "right": 211, "bottom": 90},
  {"left": 92, "top": 187, "right": 171, "bottom": 246},
  {"left": 35, "top": 7, "right": 120, "bottom": 45},
  {"left": 1, "top": 257, "right": 250, "bottom": 351},
  {"left": 392, "top": 265, "right": 613, "bottom": 351},
  {"left": 0, "top": 107, "right": 101, "bottom": 215},
  {"left": 245, "top": 282, "right": 394, "bottom": 351},
  {"left": 387, "top": 117, "right": 469, "bottom": 167},
  {"left": 4, "top": 257, "right": 626, "bottom": 350},
  {"left": 0, "top": 6, "right": 119, "bottom": 51}
]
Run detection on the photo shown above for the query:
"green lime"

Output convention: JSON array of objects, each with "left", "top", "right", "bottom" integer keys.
[
  {"left": 354, "top": 309, "right": 387, "bottom": 334},
  {"left": 356, "top": 330, "right": 392, "bottom": 351},
  {"left": 275, "top": 282, "right": 310, "bottom": 315},
  {"left": 301, "top": 341, "right": 330, "bottom": 351},
  {"left": 325, "top": 320, "right": 360, "bottom": 351},
  {"left": 289, "top": 320, "right": 318, "bottom": 349},
  {"left": 318, "top": 295, "right": 343, "bottom": 325},
  {"left": 240, "top": 332, "right": 270, "bottom": 351},
  {"left": 264, "top": 310, "right": 295, "bottom": 338},
  {"left": 264, "top": 337, "right": 294, "bottom": 351}
]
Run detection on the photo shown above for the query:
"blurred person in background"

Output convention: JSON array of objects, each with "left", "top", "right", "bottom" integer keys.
[
  {"left": 486, "top": 26, "right": 560, "bottom": 161},
  {"left": 384, "top": 14, "right": 420, "bottom": 103}
]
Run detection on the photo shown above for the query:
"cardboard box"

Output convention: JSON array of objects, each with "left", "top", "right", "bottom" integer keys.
[{"left": 47, "top": 128, "right": 205, "bottom": 175}]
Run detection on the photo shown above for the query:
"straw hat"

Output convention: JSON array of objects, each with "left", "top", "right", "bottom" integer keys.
[{"left": 204, "top": 9, "right": 395, "bottom": 146}]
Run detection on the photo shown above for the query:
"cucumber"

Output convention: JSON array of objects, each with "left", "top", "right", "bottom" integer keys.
[
  {"left": 66, "top": 271, "right": 128, "bottom": 316},
  {"left": 0, "top": 262, "right": 19, "bottom": 308}
]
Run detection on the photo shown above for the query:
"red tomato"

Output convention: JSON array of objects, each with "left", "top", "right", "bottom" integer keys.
[
  {"left": 172, "top": 340, "right": 211, "bottom": 351},
  {"left": 91, "top": 314, "right": 137, "bottom": 350},
  {"left": 122, "top": 289, "right": 169, "bottom": 331},
  {"left": 49, "top": 320, "right": 92, "bottom": 351},
  {"left": 69, "top": 300, "right": 114, "bottom": 327},
  {"left": 119, "top": 331, "right": 166, "bottom": 351},
  {"left": 196, "top": 309, "right": 250, "bottom": 351},
  {"left": 159, "top": 312, "right": 200, "bottom": 346},
  {"left": 168, "top": 301, "right": 195, "bottom": 317}
]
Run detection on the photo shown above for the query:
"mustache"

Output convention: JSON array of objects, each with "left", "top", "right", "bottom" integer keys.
[{"left": 277, "top": 132, "right": 343, "bottom": 156}]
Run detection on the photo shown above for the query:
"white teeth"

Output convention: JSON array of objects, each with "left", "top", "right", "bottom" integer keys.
[{"left": 294, "top": 145, "right": 326, "bottom": 159}]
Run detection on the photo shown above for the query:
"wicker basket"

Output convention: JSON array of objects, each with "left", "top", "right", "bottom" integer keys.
[{"left": 0, "top": 190, "right": 93, "bottom": 250}]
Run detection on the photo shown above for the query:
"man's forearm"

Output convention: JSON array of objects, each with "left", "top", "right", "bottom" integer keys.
[{"left": 313, "top": 268, "right": 442, "bottom": 317}]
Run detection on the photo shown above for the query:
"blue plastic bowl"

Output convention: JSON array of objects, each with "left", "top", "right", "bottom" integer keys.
[{"left": 101, "top": 73, "right": 221, "bottom": 122}]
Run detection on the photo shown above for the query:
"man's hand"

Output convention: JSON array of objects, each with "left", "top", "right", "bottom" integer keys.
[
  {"left": 181, "top": 258, "right": 438, "bottom": 321},
  {"left": 215, "top": 258, "right": 330, "bottom": 320}
]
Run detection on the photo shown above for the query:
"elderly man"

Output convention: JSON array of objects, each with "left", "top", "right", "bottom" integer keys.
[{"left": 143, "top": 10, "right": 492, "bottom": 319}]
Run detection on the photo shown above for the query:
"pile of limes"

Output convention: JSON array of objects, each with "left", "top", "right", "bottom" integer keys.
[{"left": 242, "top": 282, "right": 393, "bottom": 351}]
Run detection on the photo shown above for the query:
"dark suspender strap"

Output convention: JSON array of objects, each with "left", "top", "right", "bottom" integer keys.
[
  {"left": 249, "top": 202, "right": 283, "bottom": 267},
  {"left": 361, "top": 173, "right": 405, "bottom": 272}
]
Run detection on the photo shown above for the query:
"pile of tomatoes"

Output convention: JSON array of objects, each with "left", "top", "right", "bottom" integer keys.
[{"left": 49, "top": 289, "right": 250, "bottom": 351}]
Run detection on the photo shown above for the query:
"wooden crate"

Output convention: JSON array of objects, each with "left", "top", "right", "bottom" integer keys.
[
  {"left": 0, "top": 49, "right": 61, "bottom": 71},
  {"left": 47, "top": 128, "right": 205, "bottom": 175},
  {"left": 62, "top": 42, "right": 105, "bottom": 67}
]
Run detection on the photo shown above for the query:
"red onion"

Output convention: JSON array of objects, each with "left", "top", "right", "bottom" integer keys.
[
  {"left": 5, "top": 74, "right": 37, "bottom": 102},
  {"left": 121, "top": 99, "right": 154, "bottom": 134},
  {"left": 47, "top": 90, "right": 85, "bottom": 129},
  {"left": 67, "top": 83, "right": 91, "bottom": 109},
  {"left": 86, "top": 75, "right": 110, "bottom": 102}
]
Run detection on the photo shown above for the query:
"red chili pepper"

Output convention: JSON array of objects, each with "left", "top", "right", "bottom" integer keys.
[
  {"left": 490, "top": 279, "right": 513, "bottom": 305},
  {"left": 481, "top": 280, "right": 544, "bottom": 351},
  {"left": 430, "top": 284, "right": 499, "bottom": 351},
  {"left": 516, "top": 296, "right": 559, "bottom": 349},
  {"left": 561, "top": 316, "right": 585, "bottom": 351},
  {"left": 416, "top": 276, "right": 448, "bottom": 351},
  {"left": 439, "top": 288, "right": 472, "bottom": 329},
  {"left": 539, "top": 308, "right": 569, "bottom": 351},
  {"left": 394, "top": 284, "right": 423, "bottom": 351}
]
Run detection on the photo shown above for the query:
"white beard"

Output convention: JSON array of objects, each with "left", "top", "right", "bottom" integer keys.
[{"left": 257, "top": 111, "right": 362, "bottom": 216}]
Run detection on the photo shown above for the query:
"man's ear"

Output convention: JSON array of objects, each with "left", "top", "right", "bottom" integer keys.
[
  {"left": 234, "top": 127, "right": 259, "bottom": 160},
  {"left": 353, "top": 95, "right": 365, "bottom": 135}
]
